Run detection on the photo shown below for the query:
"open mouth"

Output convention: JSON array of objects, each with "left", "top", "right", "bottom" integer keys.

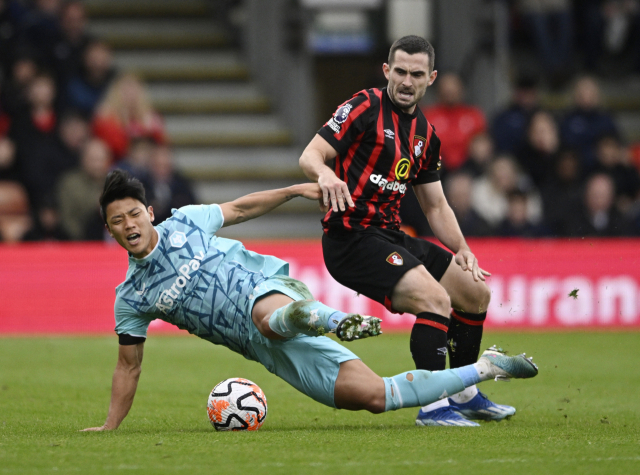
[
  {"left": 126, "top": 233, "right": 141, "bottom": 246},
  {"left": 397, "top": 90, "right": 414, "bottom": 101}
]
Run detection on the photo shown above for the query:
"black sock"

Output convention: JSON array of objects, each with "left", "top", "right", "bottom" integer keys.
[
  {"left": 410, "top": 312, "right": 450, "bottom": 372},
  {"left": 447, "top": 310, "right": 486, "bottom": 369}
]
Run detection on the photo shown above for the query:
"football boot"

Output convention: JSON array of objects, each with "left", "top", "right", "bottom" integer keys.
[
  {"left": 415, "top": 406, "right": 480, "bottom": 427},
  {"left": 335, "top": 315, "right": 382, "bottom": 341}
]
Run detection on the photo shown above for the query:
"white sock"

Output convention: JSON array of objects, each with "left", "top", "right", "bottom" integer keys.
[
  {"left": 449, "top": 385, "right": 478, "bottom": 404},
  {"left": 421, "top": 398, "right": 449, "bottom": 412}
]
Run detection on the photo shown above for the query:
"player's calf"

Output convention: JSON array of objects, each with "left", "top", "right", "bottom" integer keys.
[{"left": 382, "top": 346, "right": 538, "bottom": 413}]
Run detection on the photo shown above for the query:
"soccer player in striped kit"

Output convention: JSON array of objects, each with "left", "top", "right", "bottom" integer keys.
[
  {"left": 81, "top": 170, "right": 538, "bottom": 431},
  {"left": 299, "top": 36, "right": 514, "bottom": 426}
]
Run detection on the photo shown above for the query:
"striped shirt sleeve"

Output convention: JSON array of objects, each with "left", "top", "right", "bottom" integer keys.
[
  {"left": 317, "top": 91, "right": 372, "bottom": 155},
  {"left": 414, "top": 125, "right": 442, "bottom": 185}
]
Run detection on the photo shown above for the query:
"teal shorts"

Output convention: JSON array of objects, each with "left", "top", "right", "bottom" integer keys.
[{"left": 245, "top": 275, "right": 359, "bottom": 408}]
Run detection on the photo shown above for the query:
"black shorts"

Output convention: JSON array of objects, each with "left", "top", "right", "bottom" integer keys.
[{"left": 322, "top": 227, "right": 453, "bottom": 312}]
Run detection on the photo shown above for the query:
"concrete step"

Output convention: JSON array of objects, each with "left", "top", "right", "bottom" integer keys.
[
  {"left": 541, "top": 78, "right": 640, "bottom": 112},
  {"left": 148, "top": 83, "right": 270, "bottom": 114},
  {"left": 165, "top": 115, "right": 293, "bottom": 147},
  {"left": 215, "top": 213, "right": 324, "bottom": 239},
  {"left": 174, "top": 147, "right": 304, "bottom": 180},
  {"left": 114, "top": 51, "right": 249, "bottom": 81},
  {"left": 193, "top": 180, "right": 319, "bottom": 214},
  {"left": 542, "top": 93, "right": 640, "bottom": 112},
  {"left": 89, "top": 20, "right": 228, "bottom": 50},
  {"left": 615, "top": 112, "right": 640, "bottom": 142},
  {"left": 85, "top": 0, "right": 210, "bottom": 18}
]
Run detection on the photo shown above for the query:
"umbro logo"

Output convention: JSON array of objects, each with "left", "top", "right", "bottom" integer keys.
[
  {"left": 384, "top": 129, "right": 395, "bottom": 139},
  {"left": 135, "top": 282, "right": 147, "bottom": 296}
]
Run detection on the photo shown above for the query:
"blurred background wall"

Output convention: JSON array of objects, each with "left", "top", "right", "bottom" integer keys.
[
  {"left": 0, "top": 0, "right": 639, "bottom": 242},
  {"left": 1, "top": 0, "right": 640, "bottom": 332}
]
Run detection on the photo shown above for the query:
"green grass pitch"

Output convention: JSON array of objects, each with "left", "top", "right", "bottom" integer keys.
[{"left": 1, "top": 332, "right": 639, "bottom": 475}]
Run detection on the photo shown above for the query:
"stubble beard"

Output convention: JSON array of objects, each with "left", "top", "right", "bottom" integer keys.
[{"left": 389, "top": 85, "right": 421, "bottom": 113}]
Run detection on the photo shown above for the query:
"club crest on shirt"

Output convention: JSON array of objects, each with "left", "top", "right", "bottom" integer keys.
[
  {"left": 386, "top": 252, "right": 404, "bottom": 266},
  {"left": 413, "top": 135, "right": 426, "bottom": 158},
  {"left": 169, "top": 231, "right": 187, "bottom": 248}
]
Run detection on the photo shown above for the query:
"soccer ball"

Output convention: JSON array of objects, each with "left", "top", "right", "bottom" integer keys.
[{"left": 207, "top": 378, "right": 268, "bottom": 431}]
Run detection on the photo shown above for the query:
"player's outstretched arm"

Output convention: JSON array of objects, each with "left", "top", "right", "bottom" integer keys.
[
  {"left": 299, "top": 134, "right": 354, "bottom": 212},
  {"left": 414, "top": 182, "right": 490, "bottom": 282},
  {"left": 219, "top": 183, "right": 323, "bottom": 227},
  {"left": 81, "top": 342, "right": 144, "bottom": 431}
]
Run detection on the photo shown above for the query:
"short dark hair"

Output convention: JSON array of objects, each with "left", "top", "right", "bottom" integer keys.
[
  {"left": 388, "top": 35, "right": 435, "bottom": 71},
  {"left": 99, "top": 169, "right": 148, "bottom": 224}
]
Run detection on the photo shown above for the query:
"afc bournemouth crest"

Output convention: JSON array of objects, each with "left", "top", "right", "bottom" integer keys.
[
  {"left": 413, "top": 135, "right": 426, "bottom": 158},
  {"left": 386, "top": 252, "right": 404, "bottom": 266}
]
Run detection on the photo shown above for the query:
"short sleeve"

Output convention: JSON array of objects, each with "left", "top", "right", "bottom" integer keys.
[
  {"left": 175, "top": 204, "right": 224, "bottom": 237},
  {"left": 414, "top": 126, "right": 442, "bottom": 185},
  {"left": 317, "top": 91, "right": 372, "bottom": 155},
  {"left": 114, "top": 295, "right": 152, "bottom": 338}
]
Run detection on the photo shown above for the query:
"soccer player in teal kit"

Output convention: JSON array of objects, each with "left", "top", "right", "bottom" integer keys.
[{"left": 82, "top": 170, "right": 538, "bottom": 431}]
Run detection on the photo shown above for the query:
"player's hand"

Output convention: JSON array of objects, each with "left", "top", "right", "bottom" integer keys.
[
  {"left": 293, "top": 183, "right": 328, "bottom": 213},
  {"left": 317, "top": 171, "right": 354, "bottom": 212},
  {"left": 297, "top": 182, "right": 322, "bottom": 200},
  {"left": 455, "top": 250, "right": 491, "bottom": 282},
  {"left": 80, "top": 425, "right": 110, "bottom": 432}
]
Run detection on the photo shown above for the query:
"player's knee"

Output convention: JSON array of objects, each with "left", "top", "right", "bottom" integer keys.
[
  {"left": 466, "top": 282, "right": 491, "bottom": 313},
  {"left": 255, "top": 317, "right": 270, "bottom": 337},
  {"left": 398, "top": 282, "right": 450, "bottom": 316},
  {"left": 365, "top": 392, "right": 386, "bottom": 414},
  {"left": 421, "top": 285, "right": 450, "bottom": 316},
  {"left": 478, "top": 283, "right": 491, "bottom": 311}
]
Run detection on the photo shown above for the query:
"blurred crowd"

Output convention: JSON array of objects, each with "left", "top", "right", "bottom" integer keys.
[
  {"left": 0, "top": 0, "right": 194, "bottom": 243},
  {"left": 398, "top": 0, "right": 640, "bottom": 239},
  {"left": 1, "top": 0, "right": 639, "bottom": 243},
  {"left": 511, "top": 0, "right": 640, "bottom": 87},
  {"left": 402, "top": 70, "right": 640, "bottom": 238}
]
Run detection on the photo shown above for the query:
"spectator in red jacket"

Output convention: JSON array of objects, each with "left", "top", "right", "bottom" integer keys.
[
  {"left": 92, "top": 73, "right": 165, "bottom": 160},
  {"left": 422, "top": 73, "right": 486, "bottom": 172}
]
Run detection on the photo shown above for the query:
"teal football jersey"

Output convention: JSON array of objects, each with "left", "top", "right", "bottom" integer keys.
[{"left": 114, "top": 204, "right": 289, "bottom": 356}]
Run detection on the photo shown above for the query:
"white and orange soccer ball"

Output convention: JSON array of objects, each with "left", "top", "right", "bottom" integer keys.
[{"left": 207, "top": 378, "right": 268, "bottom": 431}]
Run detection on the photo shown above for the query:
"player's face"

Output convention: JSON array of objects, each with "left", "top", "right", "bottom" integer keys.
[
  {"left": 383, "top": 50, "right": 437, "bottom": 114},
  {"left": 105, "top": 197, "right": 157, "bottom": 259}
]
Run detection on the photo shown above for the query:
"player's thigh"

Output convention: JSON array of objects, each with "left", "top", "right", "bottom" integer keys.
[
  {"left": 439, "top": 259, "right": 491, "bottom": 313},
  {"left": 390, "top": 264, "right": 451, "bottom": 316},
  {"left": 334, "top": 359, "right": 385, "bottom": 413},
  {"left": 322, "top": 231, "right": 423, "bottom": 310},
  {"left": 250, "top": 334, "right": 360, "bottom": 409}
]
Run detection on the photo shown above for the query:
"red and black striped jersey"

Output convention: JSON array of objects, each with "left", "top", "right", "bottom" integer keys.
[{"left": 318, "top": 87, "right": 442, "bottom": 234}]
